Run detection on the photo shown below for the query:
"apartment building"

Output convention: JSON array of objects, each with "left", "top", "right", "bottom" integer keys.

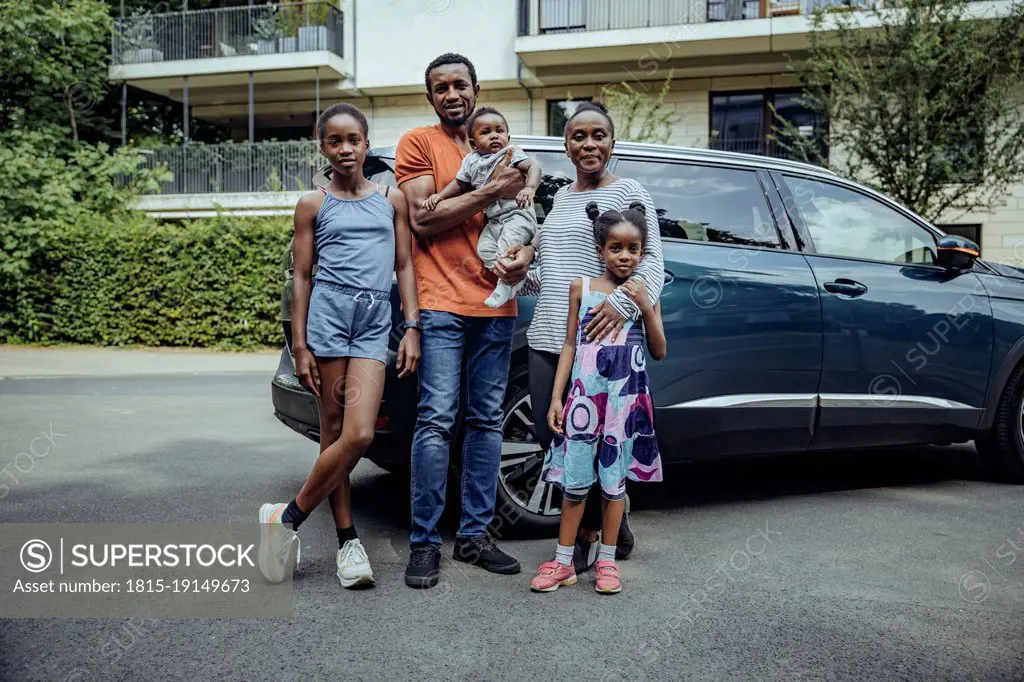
[{"left": 110, "top": 0, "right": 1024, "bottom": 261}]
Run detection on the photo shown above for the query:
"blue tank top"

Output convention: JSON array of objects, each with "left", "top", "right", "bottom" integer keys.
[{"left": 313, "top": 186, "right": 396, "bottom": 292}]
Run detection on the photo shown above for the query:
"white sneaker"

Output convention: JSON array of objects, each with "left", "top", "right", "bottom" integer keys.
[
  {"left": 258, "top": 503, "right": 301, "bottom": 584},
  {"left": 337, "top": 539, "right": 375, "bottom": 589},
  {"left": 485, "top": 280, "right": 524, "bottom": 308}
]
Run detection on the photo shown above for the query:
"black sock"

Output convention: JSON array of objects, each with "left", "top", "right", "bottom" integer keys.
[
  {"left": 337, "top": 526, "right": 358, "bottom": 549},
  {"left": 281, "top": 499, "right": 310, "bottom": 530}
]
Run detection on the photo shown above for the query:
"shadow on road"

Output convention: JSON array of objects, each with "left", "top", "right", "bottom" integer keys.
[{"left": 347, "top": 443, "right": 994, "bottom": 538}]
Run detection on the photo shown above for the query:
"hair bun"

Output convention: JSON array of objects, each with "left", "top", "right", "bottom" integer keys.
[
  {"left": 628, "top": 201, "right": 646, "bottom": 215},
  {"left": 585, "top": 201, "right": 601, "bottom": 221}
]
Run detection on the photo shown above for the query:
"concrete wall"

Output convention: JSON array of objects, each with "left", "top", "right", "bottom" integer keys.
[{"left": 352, "top": 0, "right": 521, "bottom": 92}]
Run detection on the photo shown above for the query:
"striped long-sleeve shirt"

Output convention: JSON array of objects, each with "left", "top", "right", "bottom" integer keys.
[{"left": 526, "top": 178, "right": 665, "bottom": 355}]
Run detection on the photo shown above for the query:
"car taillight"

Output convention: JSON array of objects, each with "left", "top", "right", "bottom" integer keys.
[{"left": 375, "top": 416, "right": 389, "bottom": 429}]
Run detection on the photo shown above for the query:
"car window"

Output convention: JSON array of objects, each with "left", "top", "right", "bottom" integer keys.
[
  {"left": 528, "top": 151, "right": 576, "bottom": 225},
  {"left": 616, "top": 159, "right": 780, "bottom": 248},
  {"left": 782, "top": 176, "right": 937, "bottom": 264}
]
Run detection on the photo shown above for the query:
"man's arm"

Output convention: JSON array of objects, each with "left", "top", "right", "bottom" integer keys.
[{"left": 401, "top": 148, "right": 525, "bottom": 239}]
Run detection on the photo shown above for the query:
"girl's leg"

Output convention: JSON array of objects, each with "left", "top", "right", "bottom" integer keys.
[
  {"left": 295, "top": 358, "right": 386, "bottom": 515},
  {"left": 600, "top": 497, "right": 625, "bottom": 550},
  {"left": 594, "top": 497, "right": 626, "bottom": 594},
  {"left": 558, "top": 497, "right": 587, "bottom": 547}
]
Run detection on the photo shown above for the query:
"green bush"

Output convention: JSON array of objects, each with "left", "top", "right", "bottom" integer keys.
[{"left": 0, "top": 214, "right": 291, "bottom": 349}]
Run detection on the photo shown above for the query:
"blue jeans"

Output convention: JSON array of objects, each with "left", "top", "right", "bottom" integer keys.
[{"left": 410, "top": 311, "right": 515, "bottom": 546}]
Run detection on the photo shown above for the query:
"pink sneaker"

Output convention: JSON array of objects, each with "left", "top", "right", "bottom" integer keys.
[
  {"left": 530, "top": 560, "right": 577, "bottom": 592},
  {"left": 594, "top": 559, "right": 622, "bottom": 594}
]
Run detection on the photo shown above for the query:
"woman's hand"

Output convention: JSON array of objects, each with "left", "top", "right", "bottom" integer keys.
[
  {"left": 494, "top": 243, "right": 534, "bottom": 285},
  {"left": 584, "top": 300, "right": 627, "bottom": 343},
  {"left": 621, "top": 277, "right": 652, "bottom": 313},
  {"left": 396, "top": 330, "right": 421, "bottom": 378},
  {"left": 547, "top": 398, "right": 564, "bottom": 435},
  {"left": 294, "top": 347, "right": 321, "bottom": 399}
]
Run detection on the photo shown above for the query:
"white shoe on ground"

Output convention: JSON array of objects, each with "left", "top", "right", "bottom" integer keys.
[
  {"left": 337, "top": 538, "right": 375, "bottom": 589},
  {"left": 258, "top": 502, "right": 301, "bottom": 584}
]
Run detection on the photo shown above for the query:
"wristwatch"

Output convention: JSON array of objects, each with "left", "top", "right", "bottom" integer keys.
[{"left": 401, "top": 320, "right": 423, "bottom": 333}]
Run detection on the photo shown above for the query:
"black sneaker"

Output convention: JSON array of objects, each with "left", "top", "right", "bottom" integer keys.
[
  {"left": 573, "top": 535, "right": 597, "bottom": 574},
  {"left": 616, "top": 495, "right": 634, "bottom": 560},
  {"left": 452, "top": 535, "right": 521, "bottom": 574},
  {"left": 405, "top": 544, "right": 441, "bottom": 589}
]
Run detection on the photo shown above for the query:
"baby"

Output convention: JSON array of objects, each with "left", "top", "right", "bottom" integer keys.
[{"left": 422, "top": 107, "right": 542, "bottom": 308}]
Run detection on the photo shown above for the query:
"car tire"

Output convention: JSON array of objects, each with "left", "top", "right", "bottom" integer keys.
[
  {"left": 489, "top": 364, "right": 562, "bottom": 538},
  {"left": 976, "top": 362, "right": 1024, "bottom": 483}
]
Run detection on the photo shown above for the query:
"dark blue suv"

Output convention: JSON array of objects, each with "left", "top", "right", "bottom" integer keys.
[{"left": 272, "top": 136, "right": 1024, "bottom": 534}]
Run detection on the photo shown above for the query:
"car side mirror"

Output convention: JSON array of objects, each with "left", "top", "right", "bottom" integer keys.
[{"left": 936, "top": 234, "right": 980, "bottom": 271}]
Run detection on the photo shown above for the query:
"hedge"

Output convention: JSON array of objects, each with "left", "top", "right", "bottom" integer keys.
[{"left": 0, "top": 215, "right": 292, "bottom": 349}]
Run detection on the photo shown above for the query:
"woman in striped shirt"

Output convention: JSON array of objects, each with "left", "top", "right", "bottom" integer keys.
[{"left": 522, "top": 101, "right": 665, "bottom": 574}]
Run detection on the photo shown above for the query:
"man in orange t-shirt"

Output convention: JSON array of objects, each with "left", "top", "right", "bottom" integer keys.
[{"left": 396, "top": 52, "right": 534, "bottom": 589}]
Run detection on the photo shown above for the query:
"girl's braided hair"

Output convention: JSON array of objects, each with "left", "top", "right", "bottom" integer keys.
[{"left": 585, "top": 201, "right": 648, "bottom": 248}]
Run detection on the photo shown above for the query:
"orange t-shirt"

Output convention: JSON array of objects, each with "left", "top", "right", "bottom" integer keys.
[{"left": 395, "top": 125, "right": 515, "bottom": 318}]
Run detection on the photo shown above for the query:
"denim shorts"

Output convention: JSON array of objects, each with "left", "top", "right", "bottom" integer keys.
[{"left": 306, "top": 281, "right": 392, "bottom": 363}]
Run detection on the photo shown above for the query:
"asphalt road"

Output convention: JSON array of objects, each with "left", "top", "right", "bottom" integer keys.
[{"left": 1, "top": 373, "right": 1022, "bottom": 682}]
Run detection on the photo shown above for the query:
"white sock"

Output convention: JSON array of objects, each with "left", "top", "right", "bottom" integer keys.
[
  {"left": 555, "top": 544, "right": 574, "bottom": 567},
  {"left": 598, "top": 543, "right": 616, "bottom": 562}
]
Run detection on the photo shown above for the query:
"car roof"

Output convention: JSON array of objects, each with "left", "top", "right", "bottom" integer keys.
[{"left": 368, "top": 134, "right": 837, "bottom": 178}]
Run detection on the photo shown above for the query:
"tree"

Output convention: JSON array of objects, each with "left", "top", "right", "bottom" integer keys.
[
  {"left": 0, "top": 0, "right": 111, "bottom": 143},
  {"left": 601, "top": 72, "right": 681, "bottom": 145},
  {"left": 774, "top": 0, "right": 1024, "bottom": 223}
]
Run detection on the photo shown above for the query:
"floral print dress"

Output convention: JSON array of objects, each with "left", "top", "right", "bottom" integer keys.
[{"left": 541, "top": 278, "right": 663, "bottom": 499}]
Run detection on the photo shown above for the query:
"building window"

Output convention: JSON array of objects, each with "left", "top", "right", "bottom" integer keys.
[
  {"left": 940, "top": 224, "right": 983, "bottom": 249},
  {"left": 548, "top": 98, "right": 592, "bottom": 137},
  {"left": 710, "top": 89, "right": 828, "bottom": 163}
]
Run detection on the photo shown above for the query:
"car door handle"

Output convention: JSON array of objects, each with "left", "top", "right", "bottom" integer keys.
[
  {"left": 823, "top": 278, "right": 868, "bottom": 297},
  {"left": 663, "top": 270, "right": 675, "bottom": 284}
]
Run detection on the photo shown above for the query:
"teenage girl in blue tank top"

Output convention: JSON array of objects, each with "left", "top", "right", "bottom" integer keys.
[{"left": 257, "top": 103, "right": 421, "bottom": 590}]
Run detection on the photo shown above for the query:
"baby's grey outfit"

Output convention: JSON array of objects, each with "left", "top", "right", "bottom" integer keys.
[{"left": 457, "top": 145, "right": 538, "bottom": 270}]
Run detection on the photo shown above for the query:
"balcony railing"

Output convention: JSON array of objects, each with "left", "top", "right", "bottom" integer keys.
[
  {"left": 136, "top": 141, "right": 325, "bottom": 195},
  {"left": 528, "top": 0, "right": 872, "bottom": 34},
  {"left": 112, "top": 2, "right": 343, "bottom": 65},
  {"left": 709, "top": 136, "right": 828, "bottom": 165}
]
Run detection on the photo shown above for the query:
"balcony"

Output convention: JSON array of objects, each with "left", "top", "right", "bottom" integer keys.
[
  {"left": 109, "top": 2, "right": 346, "bottom": 87},
  {"left": 515, "top": 0, "right": 872, "bottom": 79},
  {"left": 129, "top": 141, "right": 326, "bottom": 217},
  {"left": 526, "top": 0, "right": 866, "bottom": 34},
  {"left": 138, "top": 141, "right": 324, "bottom": 195},
  {"left": 112, "top": 2, "right": 343, "bottom": 65}
]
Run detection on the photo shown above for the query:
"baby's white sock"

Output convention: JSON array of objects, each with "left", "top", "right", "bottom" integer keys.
[
  {"left": 555, "top": 544, "right": 574, "bottom": 567},
  {"left": 598, "top": 543, "right": 616, "bottom": 562}
]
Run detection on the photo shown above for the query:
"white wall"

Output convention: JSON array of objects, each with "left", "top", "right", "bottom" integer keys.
[{"left": 353, "top": 0, "right": 521, "bottom": 91}]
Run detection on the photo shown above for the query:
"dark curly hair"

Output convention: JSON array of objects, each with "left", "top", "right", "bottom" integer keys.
[
  {"left": 586, "top": 201, "right": 648, "bottom": 248},
  {"left": 424, "top": 52, "right": 478, "bottom": 91},
  {"left": 466, "top": 107, "right": 508, "bottom": 138},
  {"left": 564, "top": 101, "right": 615, "bottom": 139},
  {"left": 316, "top": 103, "right": 368, "bottom": 142}
]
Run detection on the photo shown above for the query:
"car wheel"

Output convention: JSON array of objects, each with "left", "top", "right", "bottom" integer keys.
[
  {"left": 976, "top": 362, "right": 1024, "bottom": 483},
  {"left": 491, "top": 366, "right": 562, "bottom": 538}
]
